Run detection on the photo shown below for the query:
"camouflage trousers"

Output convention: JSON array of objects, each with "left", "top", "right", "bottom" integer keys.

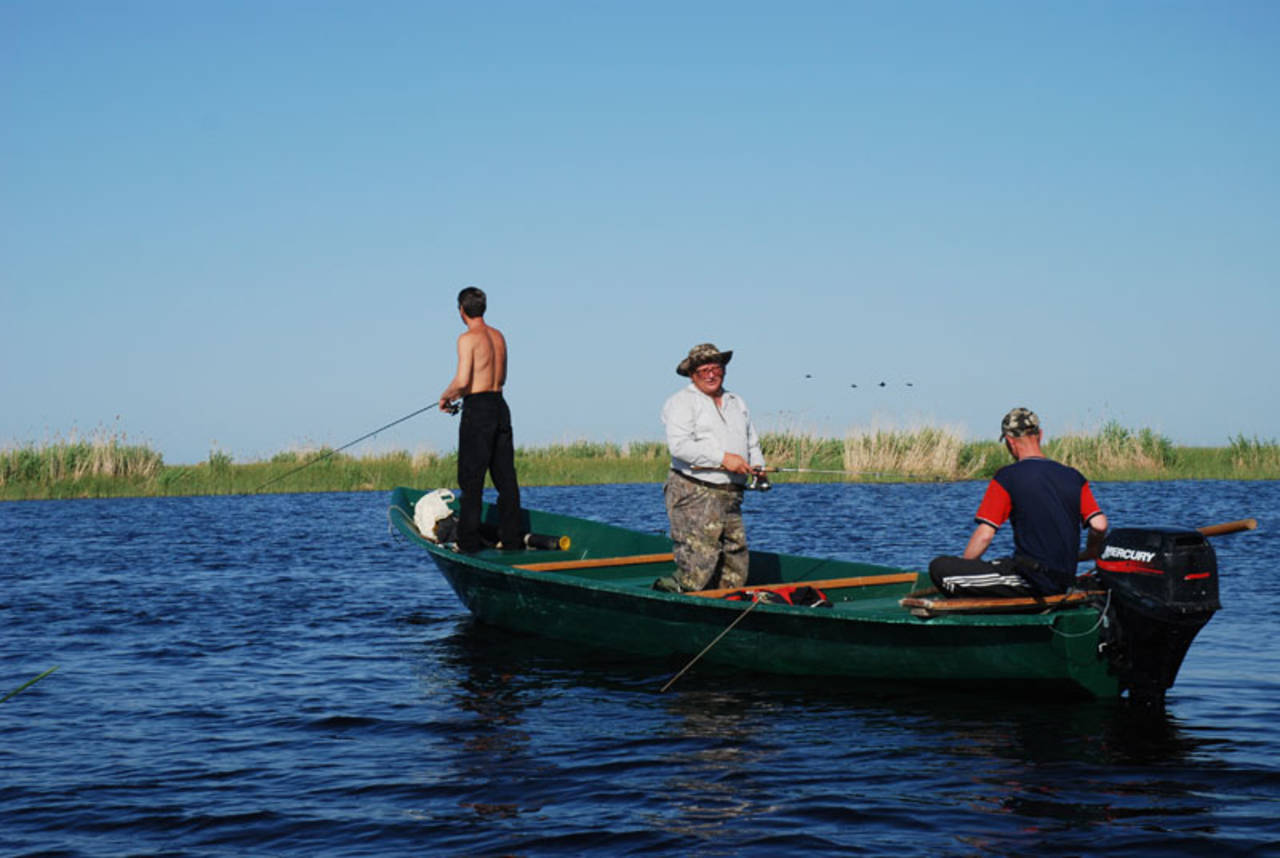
[{"left": 664, "top": 472, "right": 748, "bottom": 592}]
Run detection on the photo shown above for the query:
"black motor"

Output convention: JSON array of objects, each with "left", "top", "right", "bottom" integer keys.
[{"left": 1092, "top": 527, "right": 1220, "bottom": 704}]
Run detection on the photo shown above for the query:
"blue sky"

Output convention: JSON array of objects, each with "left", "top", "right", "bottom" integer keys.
[{"left": 4, "top": 1, "right": 1277, "bottom": 464}]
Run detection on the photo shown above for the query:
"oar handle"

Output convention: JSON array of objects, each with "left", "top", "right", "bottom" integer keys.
[{"left": 1197, "top": 518, "right": 1257, "bottom": 537}]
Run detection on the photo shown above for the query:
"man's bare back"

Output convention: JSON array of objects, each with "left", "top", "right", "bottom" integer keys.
[
  {"left": 459, "top": 323, "right": 507, "bottom": 394},
  {"left": 439, "top": 318, "right": 507, "bottom": 411}
]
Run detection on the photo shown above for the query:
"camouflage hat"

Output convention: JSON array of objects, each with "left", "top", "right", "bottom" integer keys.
[
  {"left": 677, "top": 343, "right": 733, "bottom": 377},
  {"left": 1000, "top": 407, "right": 1041, "bottom": 438}
]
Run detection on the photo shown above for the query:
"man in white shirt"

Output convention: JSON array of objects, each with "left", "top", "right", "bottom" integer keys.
[{"left": 656, "top": 343, "right": 767, "bottom": 593}]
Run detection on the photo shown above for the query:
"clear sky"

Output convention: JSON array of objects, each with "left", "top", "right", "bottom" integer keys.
[{"left": 4, "top": 1, "right": 1277, "bottom": 465}]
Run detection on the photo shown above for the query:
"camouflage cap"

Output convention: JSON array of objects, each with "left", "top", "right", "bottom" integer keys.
[
  {"left": 677, "top": 343, "right": 733, "bottom": 377},
  {"left": 1000, "top": 407, "right": 1041, "bottom": 438}
]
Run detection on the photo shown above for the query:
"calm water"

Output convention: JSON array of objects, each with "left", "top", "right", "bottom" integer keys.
[{"left": 3, "top": 482, "right": 1278, "bottom": 857}]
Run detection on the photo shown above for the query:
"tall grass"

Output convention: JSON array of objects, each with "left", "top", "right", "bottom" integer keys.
[
  {"left": 1, "top": 428, "right": 163, "bottom": 493},
  {"left": 514, "top": 440, "right": 668, "bottom": 485},
  {"left": 842, "top": 424, "right": 987, "bottom": 480},
  {"left": 1227, "top": 434, "right": 1280, "bottom": 476},
  {"left": 760, "top": 430, "right": 842, "bottom": 471},
  {"left": 3, "top": 424, "right": 1279, "bottom": 500},
  {"left": 1046, "top": 421, "right": 1175, "bottom": 478}
]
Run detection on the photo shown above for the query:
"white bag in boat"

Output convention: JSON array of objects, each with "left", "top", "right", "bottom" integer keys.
[{"left": 414, "top": 489, "right": 457, "bottom": 543}]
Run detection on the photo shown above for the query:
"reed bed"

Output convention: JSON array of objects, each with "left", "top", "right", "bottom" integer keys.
[
  {"left": 1227, "top": 434, "right": 1280, "bottom": 474},
  {"left": 3, "top": 425, "right": 1278, "bottom": 500},
  {"left": 760, "top": 430, "right": 843, "bottom": 472},
  {"left": 1044, "top": 421, "right": 1175, "bottom": 478},
  {"left": 513, "top": 440, "right": 668, "bottom": 485},
  {"left": 1, "top": 429, "right": 163, "bottom": 492},
  {"left": 842, "top": 425, "right": 987, "bottom": 480}
]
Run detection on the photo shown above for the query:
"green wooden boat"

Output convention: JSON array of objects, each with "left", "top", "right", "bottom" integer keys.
[{"left": 389, "top": 486, "right": 1222, "bottom": 701}]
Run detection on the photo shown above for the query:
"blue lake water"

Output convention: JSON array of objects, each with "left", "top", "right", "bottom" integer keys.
[{"left": 3, "top": 481, "right": 1278, "bottom": 856}]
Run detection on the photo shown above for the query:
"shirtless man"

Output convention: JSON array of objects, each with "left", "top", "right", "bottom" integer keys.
[{"left": 438, "top": 287, "right": 523, "bottom": 551}]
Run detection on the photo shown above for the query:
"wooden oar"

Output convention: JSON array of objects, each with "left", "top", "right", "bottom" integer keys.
[
  {"left": 691, "top": 572, "right": 917, "bottom": 598},
  {"left": 1197, "top": 518, "right": 1257, "bottom": 537},
  {"left": 514, "top": 553, "right": 674, "bottom": 572}
]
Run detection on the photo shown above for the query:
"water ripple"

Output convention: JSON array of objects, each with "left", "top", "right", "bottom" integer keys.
[{"left": 3, "top": 483, "right": 1278, "bottom": 856}]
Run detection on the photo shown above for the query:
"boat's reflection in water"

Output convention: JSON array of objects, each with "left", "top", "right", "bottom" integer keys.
[{"left": 410, "top": 616, "right": 1216, "bottom": 850}]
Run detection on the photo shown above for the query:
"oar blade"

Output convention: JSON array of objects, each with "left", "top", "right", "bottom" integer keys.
[{"left": 1197, "top": 518, "right": 1258, "bottom": 537}]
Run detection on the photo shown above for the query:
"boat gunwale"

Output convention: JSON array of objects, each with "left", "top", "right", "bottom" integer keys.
[{"left": 388, "top": 488, "right": 1105, "bottom": 629}]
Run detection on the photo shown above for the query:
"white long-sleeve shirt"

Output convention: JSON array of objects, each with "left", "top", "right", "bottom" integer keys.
[{"left": 661, "top": 383, "right": 765, "bottom": 486}]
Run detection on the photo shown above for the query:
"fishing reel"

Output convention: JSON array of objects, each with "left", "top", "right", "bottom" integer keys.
[{"left": 748, "top": 469, "right": 771, "bottom": 491}]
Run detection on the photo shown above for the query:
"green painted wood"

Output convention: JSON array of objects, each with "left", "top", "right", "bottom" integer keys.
[{"left": 390, "top": 486, "right": 1122, "bottom": 699}]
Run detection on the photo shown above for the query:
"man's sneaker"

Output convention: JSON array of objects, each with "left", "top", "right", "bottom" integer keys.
[{"left": 652, "top": 576, "right": 683, "bottom": 593}]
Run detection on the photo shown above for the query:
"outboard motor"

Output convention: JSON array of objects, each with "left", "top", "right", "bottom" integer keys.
[{"left": 1094, "top": 527, "right": 1220, "bottom": 704}]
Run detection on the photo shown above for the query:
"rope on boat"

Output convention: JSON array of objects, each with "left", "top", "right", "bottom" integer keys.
[
  {"left": 1049, "top": 587, "right": 1112, "bottom": 638},
  {"left": 660, "top": 598, "right": 761, "bottom": 693}
]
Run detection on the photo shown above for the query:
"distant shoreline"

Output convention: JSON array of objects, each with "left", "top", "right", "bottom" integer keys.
[{"left": 3, "top": 425, "right": 1278, "bottom": 500}]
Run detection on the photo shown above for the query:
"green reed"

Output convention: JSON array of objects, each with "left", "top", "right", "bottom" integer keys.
[
  {"left": 3, "top": 425, "right": 1278, "bottom": 500},
  {"left": 3, "top": 666, "right": 59, "bottom": 704},
  {"left": 842, "top": 425, "right": 987, "bottom": 480},
  {"left": 1, "top": 429, "right": 164, "bottom": 498}
]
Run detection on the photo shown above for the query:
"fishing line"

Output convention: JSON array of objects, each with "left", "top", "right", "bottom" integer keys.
[
  {"left": 254, "top": 403, "right": 441, "bottom": 493},
  {"left": 660, "top": 598, "right": 760, "bottom": 692}
]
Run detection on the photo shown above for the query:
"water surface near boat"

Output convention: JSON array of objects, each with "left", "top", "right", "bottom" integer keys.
[{"left": 3, "top": 481, "right": 1277, "bottom": 855}]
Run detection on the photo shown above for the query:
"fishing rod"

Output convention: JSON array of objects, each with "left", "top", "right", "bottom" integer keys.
[
  {"left": 691, "top": 465, "right": 940, "bottom": 487},
  {"left": 765, "top": 467, "right": 943, "bottom": 481},
  {"left": 689, "top": 465, "right": 773, "bottom": 491},
  {"left": 253, "top": 403, "right": 442, "bottom": 493}
]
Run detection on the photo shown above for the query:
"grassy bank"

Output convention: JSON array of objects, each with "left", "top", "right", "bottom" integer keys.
[{"left": 3, "top": 423, "right": 1279, "bottom": 500}]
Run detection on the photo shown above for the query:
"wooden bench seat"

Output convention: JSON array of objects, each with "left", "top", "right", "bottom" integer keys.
[{"left": 899, "top": 589, "right": 1104, "bottom": 618}]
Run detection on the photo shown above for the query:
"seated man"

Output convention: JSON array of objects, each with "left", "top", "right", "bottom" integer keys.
[{"left": 929, "top": 408, "right": 1108, "bottom": 598}]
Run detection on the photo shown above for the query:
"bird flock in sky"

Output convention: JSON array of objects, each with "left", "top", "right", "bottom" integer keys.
[{"left": 802, "top": 375, "right": 914, "bottom": 389}]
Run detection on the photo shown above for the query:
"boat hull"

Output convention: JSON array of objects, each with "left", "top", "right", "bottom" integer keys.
[{"left": 390, "top": 487, "right": 1121, "bottom": 698}]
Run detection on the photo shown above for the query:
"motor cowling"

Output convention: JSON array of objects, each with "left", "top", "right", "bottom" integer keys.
[{"left": 1093, "top": 527, "right": 1219, "bottom": 704}]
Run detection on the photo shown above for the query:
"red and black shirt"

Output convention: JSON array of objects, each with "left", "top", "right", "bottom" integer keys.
[{"left": 975, "top": 457, "right": 1104, "bottom": 584}]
